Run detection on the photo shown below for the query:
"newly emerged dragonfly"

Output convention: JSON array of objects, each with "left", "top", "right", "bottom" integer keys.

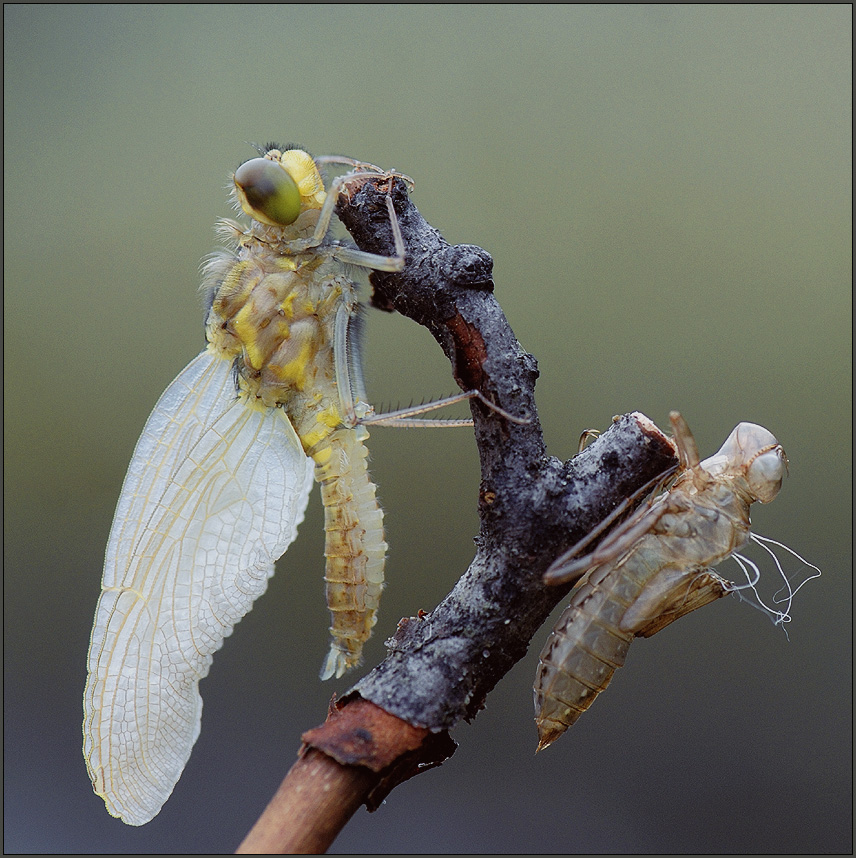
[
  {"left": 83, "top": 145, "right": 432, "bottom": 825},
  {"left": 533, "top": 412, "right": 819, "bottom": 752}
]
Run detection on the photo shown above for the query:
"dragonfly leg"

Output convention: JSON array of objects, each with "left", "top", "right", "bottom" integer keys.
[
  {"left": 315, "top": 155, "right": 415, "bottom": 192},
  {"left": 359, "top": 389, "right": 529, "bottom": 428},
  {"left": 329, "top": 193, "right": 405, "bottom": 272},
  {"left": 281, "top": 166, "right": 408, "bottom": 273}
]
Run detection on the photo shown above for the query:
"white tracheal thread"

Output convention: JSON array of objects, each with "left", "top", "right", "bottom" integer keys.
[{"left": 726, "top": 533, "right": 822, "bottom": 636}]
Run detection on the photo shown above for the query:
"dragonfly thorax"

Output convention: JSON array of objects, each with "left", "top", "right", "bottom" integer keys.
[{"left": 204, "top": 247, "right": 353, "bottom": 423}]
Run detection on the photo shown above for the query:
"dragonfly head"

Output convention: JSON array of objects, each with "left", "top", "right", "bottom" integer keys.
[
  {"left": 701, "top": 422, "right": 787, "bottom": 504},
  {"left": 233, "top": 146, "right": 326, "bottom": 227}
]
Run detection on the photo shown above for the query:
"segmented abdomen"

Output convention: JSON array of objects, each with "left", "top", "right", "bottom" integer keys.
[
  {"left": 534, "top": 555, "right": 656, "bottom": 752},
  {"left": 308, "top": 424, "right": 386, "bottom": 679}
]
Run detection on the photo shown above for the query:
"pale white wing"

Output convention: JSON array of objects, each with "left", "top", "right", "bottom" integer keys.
[{"left": 83, "top": 349, "right": 315, "bottom": 826}]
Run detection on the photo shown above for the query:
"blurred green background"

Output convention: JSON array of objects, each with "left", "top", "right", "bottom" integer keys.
[{"left": 4, "top": 5, "right": 851, "bottom": 853}]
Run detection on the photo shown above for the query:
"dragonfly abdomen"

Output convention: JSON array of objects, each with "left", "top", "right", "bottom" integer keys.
[{"left": 310, "top": 425, "right": 386, "bottom": 680}]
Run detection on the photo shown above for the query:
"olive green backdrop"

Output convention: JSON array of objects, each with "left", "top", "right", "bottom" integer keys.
[{"left": 4, "top": 5, "right": 851, "bottom": 853}]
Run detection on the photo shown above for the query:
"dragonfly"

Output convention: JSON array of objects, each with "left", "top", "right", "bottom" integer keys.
[
  {"left": 82, "top": 144, "right": 460, "bottom": 826},
  {"left": 533, "top": 411, "right": 819, "bottom": 752}
]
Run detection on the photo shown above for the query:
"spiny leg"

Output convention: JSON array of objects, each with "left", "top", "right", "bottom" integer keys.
[
  {"left": 314, "top": 155, "right": 414, "bottom": 193},
  {"left": 359, "top": 390, "right": 530, "bottom": 428},
  {"left": 330, "top": 193, "right": 405, "bottom": 272},
  {"left": 543, "top": 465, "right": 677, "bottom": 585}
]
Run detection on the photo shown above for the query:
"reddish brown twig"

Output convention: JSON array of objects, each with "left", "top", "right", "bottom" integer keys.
[
  {"left": 237, "top": 698, "right": 455, "bottom": 853},
  {"left": 236, "top": 747, "right": 375, "bottom": 854}
]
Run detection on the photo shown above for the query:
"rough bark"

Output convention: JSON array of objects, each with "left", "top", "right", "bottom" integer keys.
[{"left": 237, "top": 175, "right": 678, "bottom": 853}]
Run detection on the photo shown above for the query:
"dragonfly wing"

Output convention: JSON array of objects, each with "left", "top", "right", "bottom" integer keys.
[{"left": 83, "top": 349, "right": 315, "bottom": 826}]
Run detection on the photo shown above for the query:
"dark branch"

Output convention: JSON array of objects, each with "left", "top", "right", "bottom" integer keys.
[
  {"left": 238, "top": 176, "right": 677, "bottom": 852},
  {"left": 337, "top": 176, "right": 677, "bottom": 728}
]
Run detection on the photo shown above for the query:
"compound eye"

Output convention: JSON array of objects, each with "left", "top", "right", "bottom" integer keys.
[
  {"left": 234, "top": 158, "right": 301, "bottom": 226},
  {"left": 746, "top": 446, "right": 787, "bottom": 503}
]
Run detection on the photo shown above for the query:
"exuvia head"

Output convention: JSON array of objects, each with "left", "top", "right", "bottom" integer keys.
[{"left": 701, "top": 422, "right": 787, "bottom": 504}]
